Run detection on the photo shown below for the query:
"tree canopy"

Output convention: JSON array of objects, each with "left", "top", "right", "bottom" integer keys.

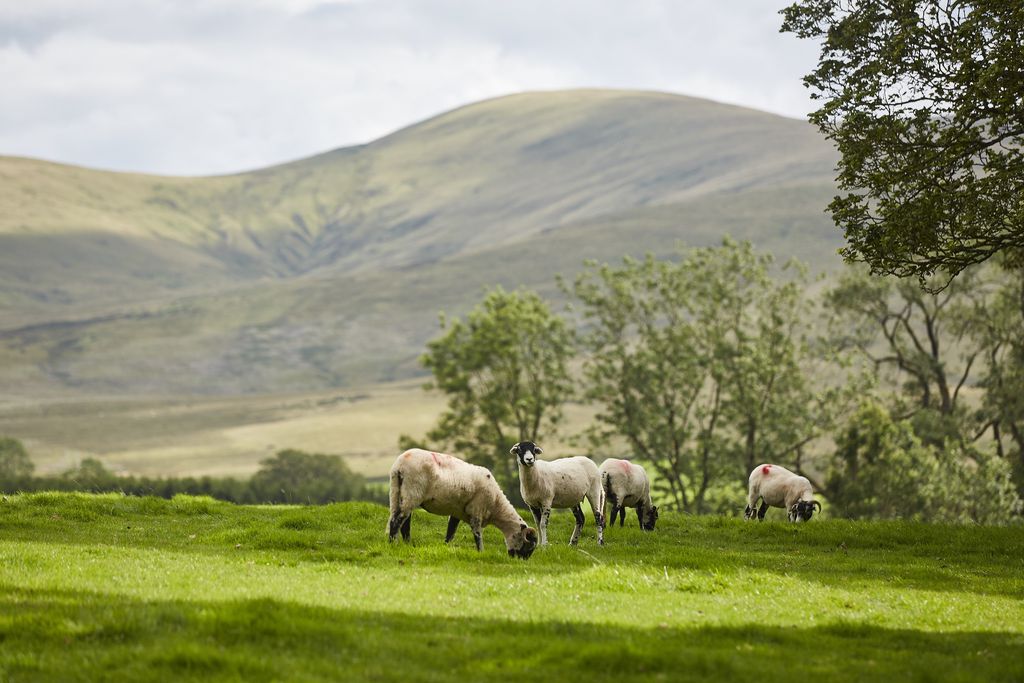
[
  {"left": 781, "top": 0, "right": 1024, "bottom": 283},
  {"left": 414, "top": 287, "right": 575, "bottom": 496},
  {"left": 569, "top": 240, "right": 844, "bottom": 513}
]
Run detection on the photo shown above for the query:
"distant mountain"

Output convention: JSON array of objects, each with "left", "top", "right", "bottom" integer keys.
[{"left": 0, "top": 89, "right": 840, "bottom": 396}]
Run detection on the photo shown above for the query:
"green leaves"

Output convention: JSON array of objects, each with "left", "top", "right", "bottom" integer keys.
[
  {"left": 782, "top": 0, "right": 1024, "bottom": 283},
  {"left": 570, "top": 240, "right": 840, "bottom": 513},
  {"left": 418, "top": 288, "right": 575, "bottom": 494}
]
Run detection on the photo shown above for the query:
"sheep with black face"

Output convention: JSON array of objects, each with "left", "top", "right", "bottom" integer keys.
[
  {"left": 744, "top": 463, "right": 822, "bottom": 522},
  {"left": 387, "top": 448, "right": 539, "bottom": 558},
  {"left": 511, "top": 441, "right": 605, "bottom": 546}
]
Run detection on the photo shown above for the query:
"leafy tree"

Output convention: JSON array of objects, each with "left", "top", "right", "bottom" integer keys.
[
  {"left": 830, "top": 401, "right": 1021, "bottom": 523},
  {"left": 0, "top": 437, "right": 33, "bottom": 482},
  {"left": 966, "top": 264, "right": 1024, "bottom": 489},
  {"left": 249, "top": 449, "right": 364, "bottom": 504},
  {"left": 416, "top": 288, "right": 574, "bottom": 495},
  {"left": 825, "top": 265, "right": 981, "bottom": 438},
  {"left": 569, "top": 240, "right": 841, "bottom": 513},
  {"left": 61, "top": 458, "right": 118, "bottom": 490},
  {"left": 781, "top": 1, "right": 1024, "bottom": 283}
]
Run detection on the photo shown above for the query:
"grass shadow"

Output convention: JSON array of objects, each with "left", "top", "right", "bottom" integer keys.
[{"left": 1, "top": 584, "right": 1022, "bottom": 683}]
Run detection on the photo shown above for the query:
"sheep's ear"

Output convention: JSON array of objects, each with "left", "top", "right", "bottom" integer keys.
[
  {"left": 509, "top": 444, "right": 519, "bottom": 455},
  {"left": 534, "top": 446, "right": 543, "bottom": 455}
]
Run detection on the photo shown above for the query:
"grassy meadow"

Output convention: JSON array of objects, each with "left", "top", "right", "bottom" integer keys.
[
  {"left": 0, "top": 381, "right": 598, "bottom": 479},
  {"left": 2, "top": 492, "right": 1023, "bottom": 682}
]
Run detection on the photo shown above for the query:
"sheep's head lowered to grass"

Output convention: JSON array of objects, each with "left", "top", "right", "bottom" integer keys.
[
  {"left": 790, "top": 500, "right": 821, "bottom": 522},
  {"left": 510, "top": 441, "right": 542, "bottom": 467},
  {"left": 640, "top": 505, "right": 659, "bottom": 531},
  {"left": 508, "top": 524, "right": 539, "bottom": 559}
]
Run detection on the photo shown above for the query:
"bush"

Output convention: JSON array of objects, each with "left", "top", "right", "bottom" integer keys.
[{"left": 829, "top": 402, "right": 1022, "bottom": 524}]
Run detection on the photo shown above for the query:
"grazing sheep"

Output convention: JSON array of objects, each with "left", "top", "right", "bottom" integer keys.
[
  {"left": 387, "top": 448, "right": 539, "bottom": 558},
  {"left": 744, "top": 463, "right": 822, "bottom": 522},
  {"left": 599, "top": 458, "right": 658, "bottom": 531},
  {"left": 510, "top": 441, "right": 605, "bottom": 546}
]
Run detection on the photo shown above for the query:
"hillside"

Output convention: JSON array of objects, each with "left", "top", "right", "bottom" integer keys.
[
  {"left": 2, "top": 494, "right": 1023, "bottom": 682},
  {"left": 0, "top": 89, "right": 840, "bottom": 396}
]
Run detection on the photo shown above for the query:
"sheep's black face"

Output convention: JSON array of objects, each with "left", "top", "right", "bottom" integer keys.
[
  {"left": 792, "top": 500, "right": 821, "bottom": 522},
  {"left": 510, "top": 441, "right": 542, "bottom": 467},
  {"left": 641, "top": 505, "right": 659, "bottom": 531},
  {"left": 508, "top": 526, "right": 539, "bottom": 559}
]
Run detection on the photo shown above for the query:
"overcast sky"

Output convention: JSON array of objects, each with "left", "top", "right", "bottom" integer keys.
[{"left": 0, "top": 0, "right": 822, "bottom": 176}]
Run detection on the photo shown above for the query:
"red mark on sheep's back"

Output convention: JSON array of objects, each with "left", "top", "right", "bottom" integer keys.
[
  {"left": 619, "top": 460, "right": 631, "bottom": 473},
  {"left": 762, "top": 465, "right": 772, "bottom": 475},
  {"left": 431, "top": 452, "right": 442, "bottom": 466}
]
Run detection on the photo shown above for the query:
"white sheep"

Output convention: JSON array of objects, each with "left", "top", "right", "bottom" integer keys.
[
  {"left": 598, "top": 458, "right": 658, "bottom": 531},
  {"left": 744, "top": 463, "right": 822, "bottom": 522},
  {"left": 510, "top": 441, "right": 605, "bottom": 546},
  {"left": 387, "top": 448, "right": 539, "bottom": 558}
]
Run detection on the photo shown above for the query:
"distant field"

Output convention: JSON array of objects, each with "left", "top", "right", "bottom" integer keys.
[
  {"left": 0, "top": 380, "right": 597, "bottom": 479},
  {"left": 1, "top": 493, "right": 1022, "bottom": 682}
]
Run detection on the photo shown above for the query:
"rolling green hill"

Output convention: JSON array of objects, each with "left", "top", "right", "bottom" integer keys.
[{"left": 0, "top": 89, "right": 840, "bottom": 397}]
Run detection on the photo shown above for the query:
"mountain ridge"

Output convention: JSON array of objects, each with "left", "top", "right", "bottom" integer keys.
[{"left": 0, "top": 89, "right": 840, "bottom": 396}]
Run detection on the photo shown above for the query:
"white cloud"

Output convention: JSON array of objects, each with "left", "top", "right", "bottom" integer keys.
[{"left": 0, "top": 0, "right": 821, "bottom": 175}]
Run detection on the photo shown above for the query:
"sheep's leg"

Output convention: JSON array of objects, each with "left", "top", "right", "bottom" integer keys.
[
  {"left": 745, "top": 492, "right": 761, "bottom": 521},
  {"left": 618, "top": 507, "right": 626, "bottom": 526},
  {"left": 608, "top": 504, "right": 619, "bottom": 527},
  {"left": 757, "top": 501, "right": 768, "bottom": 521},
  {"left": 595, "top": 507, "right": 605, "bottom": 547},
  {"left": 469, "top": 517, "right": 484, "bottom": 551},
  {"left": 529, "top": 505, "right": 543, "bottom": 529},
  {"left": 540, "top": 507, "right": 552, "bottom": 545},
  {"left": 605, "top": 487, "right": 618, "bottom": 529},
  {"left": 388, "top": 512, "right": 410, "bottom": 542},
  {"left": 569, "top": 505, "right": 585, "bottom": 546},
  {"left": 445, "top": 516, "right": 460, "bottom": 543}
]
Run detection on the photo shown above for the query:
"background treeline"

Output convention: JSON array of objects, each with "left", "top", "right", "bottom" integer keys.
[
  {"left": 5, "top": 239, "right": 1023, "bottom": 523},
  {"left": 0, "top": 441, "right": 384, "bottom": 506},
  {"left": 405, "top": 239, "right": 1024, "bottom": 524}
]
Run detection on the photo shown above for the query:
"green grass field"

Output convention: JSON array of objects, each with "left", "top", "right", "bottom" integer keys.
[{"left": 2, "top": 493, "right": 1022, "bottom": 682}]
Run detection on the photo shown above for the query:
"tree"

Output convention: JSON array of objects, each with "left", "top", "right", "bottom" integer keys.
[
  {"left": 829, "top": 400, "right": 1021, "bottom": 523},
  {"left": 825, "top": 265, "right": 981, "bottom": 441},
  {"left": 966, "top": 262, "right": 1024, "bottom": 490},
  {"left": 61, "top": 458, "right": 117, "bottom": 490},
  {"left": 0, "top": 436, "right": 34, "bottom": 483},
  {"left": 781, "top": 1, "right": 1024, "bottom": 283},
  {"left": 569, "top": 240, "right": 841, "bottom": 513},
  {"left": 249, "top": 449, "right": 364, "bottom": 504},
  {"left": 415, "top": 288, "right": 575, "bottom": 496}
]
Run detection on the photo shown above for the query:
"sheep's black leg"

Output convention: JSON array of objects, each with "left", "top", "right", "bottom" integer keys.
[
  {"left": 569, "top": 505, "right": 585, "bottom": 546},
  {"left": 529, "top": 505, "right": 543, "bottom": 529},
  {"left": 618, "top": 506, "right": 626, "bottom": 526},
  {"left": 445, "top": 516, "right": 460, "bottom": 543},
  {"left": 757, "top": 501, "right": 768, "bottom": 521},
  {"left": 744, "top": 505, "right": 753, "bottom": 520},
  {"left": 388, "top": 513, "right": 410, "bottom": 542},
  {"left": 605, "top": 488, "right": 618, "bottom": 530}
]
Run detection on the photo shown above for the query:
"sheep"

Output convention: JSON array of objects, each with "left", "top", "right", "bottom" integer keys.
[
  {"left": 387, "top": 448, "right": 539, "bottom": 558},
  {"left": 744, "top": 463, "right": 822, "bottom": 522},
  {"left": 510, "top": 441, "right": 605, "bottom": 546},
  {"left": 598, "top": 458, "right": 658, "bottom": 531}
]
